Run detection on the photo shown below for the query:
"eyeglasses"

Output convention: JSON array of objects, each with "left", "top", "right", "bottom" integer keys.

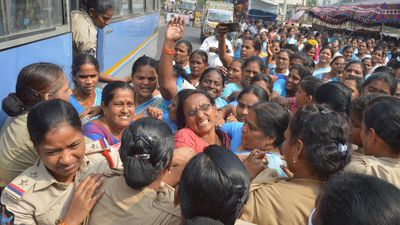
[{"left": 186, "top": 104, "right": 212, "bottom": 117}]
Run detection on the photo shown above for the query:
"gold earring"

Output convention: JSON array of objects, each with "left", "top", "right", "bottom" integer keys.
[{"left": 293, "top": 157, "right": 297, "bottom": 164}]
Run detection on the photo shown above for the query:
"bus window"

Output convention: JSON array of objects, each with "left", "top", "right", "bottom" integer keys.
[
  {"left": 0, "top": 0, "right": 69, "bottom": 50},
  {"left": 112, "top": 0, "right": 131, "bottom": 17},
  {"left": 132, "top": 0, "right": 144, "bottom": 14},
  {"left": 153, "top": 0, "right": 157, "bottom": 11},
  {"left": 0, "top": 0, "right": 64, "bottom": 41},
  {"left": 156, "top": 0, "right": 160, "bottom": 10},
  {"left": 145, "top": 0, "right": 153, "bottom": 12},
  {"left": 71, "top": 0, "right": 81, "bottom": 11},
  {"left": 0, "top": 2, "right": 5, "bottom": 36}
]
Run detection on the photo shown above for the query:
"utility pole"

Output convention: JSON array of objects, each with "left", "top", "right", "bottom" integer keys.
[{"left": 283, "top": 0, "right": 287, "bottom": 21}]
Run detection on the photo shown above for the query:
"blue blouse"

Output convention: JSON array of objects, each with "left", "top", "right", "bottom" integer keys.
[
  {"left": 70, "top": 87, "right": 102, "bottom": 115},
  {"left": 221, "top": 122, "right": 243, "bottom": 152},
  {"left": 221, "top": 83, "right": 242, "bottom": 99},
  {"left": 272, "top": 79, "right": 287, "bottom": 97},
  {"left": 215, "top": 97, "right": 228, "bottom": 109}
]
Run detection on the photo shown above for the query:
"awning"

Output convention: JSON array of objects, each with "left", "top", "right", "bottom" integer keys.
[{"left": 307, "top": 2, "right": 400, "bottom": 28}]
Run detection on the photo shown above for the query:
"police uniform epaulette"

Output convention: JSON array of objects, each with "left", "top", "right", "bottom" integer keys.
[
  {"left": 103, "top": 168, "right": 124, "bottom": 178},
  {"left": 2, "top": 163, "right": 39, "bottom": 202},
  {"left": 85, "top": 138, "right": 110, "bottom": 155}
]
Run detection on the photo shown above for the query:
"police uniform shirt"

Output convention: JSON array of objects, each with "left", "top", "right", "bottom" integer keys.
[
  {"left": 241, "top": 169, "right": 324, "bottom": 225},
  {"left": 0, "top": 113, "right": 36, "bottom": 187},
  {"left": 71, "top": 10, "right": 97, "bottom": 57},
  {"left": 235, "top": 219, "right": 256, "bottom": 225},
  {"left": 345, "top": 153, "right": 400, "bottom": 188},
  {"left": 0, "top": 159, "right": 91, "bottom": 225},
  {"left": 88, "top": 173, "right": 181, "bottom": 225},
  {"left": 0, "top": 139, "right": 121, "bottom": 225}
]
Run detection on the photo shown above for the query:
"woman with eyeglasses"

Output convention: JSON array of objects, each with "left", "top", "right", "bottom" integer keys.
[
  {"left": 270, "top": 50, "right": 291, "bottom": 81},
  {"left": 174, "top": 90, "right": 230, "bottom": 153}
]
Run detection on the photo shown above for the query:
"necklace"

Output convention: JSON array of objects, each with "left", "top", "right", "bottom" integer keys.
[{"left": 74, "top": 90, "right": 95, "bottom": 108}]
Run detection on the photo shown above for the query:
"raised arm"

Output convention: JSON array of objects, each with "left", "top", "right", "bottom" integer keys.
[
  {"left": 158, "top": 17, "right": 185, "bottom": 101},
  {"left": 215, "top": 25, "right": 233, "bottom": 68},
  {"left": 99, "top": 72, "right": 124, "bottom": 83}
]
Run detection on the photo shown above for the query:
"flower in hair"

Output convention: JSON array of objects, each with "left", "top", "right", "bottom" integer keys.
[
  {"left": 337, "top": 143, "right": 348, "bottom": 153},
  {"left": 320, "top": 108, "right": 333, "bottom": 114}
]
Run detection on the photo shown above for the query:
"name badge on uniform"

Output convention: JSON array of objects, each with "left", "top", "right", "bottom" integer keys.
[
  {"left": 3, "top": 183, "right": 25, "bottom": 201},
  {"left": 85, "top": 138, "right": 110, "bottom": 155}
]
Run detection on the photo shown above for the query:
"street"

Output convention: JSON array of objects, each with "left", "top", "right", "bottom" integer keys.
[{"left": 155, "top": 24, "right": 202, "bottom": 59}]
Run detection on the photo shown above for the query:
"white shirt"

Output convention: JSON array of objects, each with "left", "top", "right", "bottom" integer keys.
[
  {"left": 259, "top": 28, "right": 267, "bottom": 33},
  {"left": 249, "top": 25, "right": 258, "bottom": 35},
  {"left": 200, "top": 36, "right": 234, "bottom": 68},
  {"left": 240, "top": 22, "right": 248, "bottom": 33}
]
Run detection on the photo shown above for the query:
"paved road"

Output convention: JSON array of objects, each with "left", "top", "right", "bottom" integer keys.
[{"left": 155, "top": 24, "right": 201, "bottom": 59}]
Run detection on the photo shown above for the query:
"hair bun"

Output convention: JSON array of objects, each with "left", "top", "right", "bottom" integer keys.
[
  {"left": 123, "top": 155, "right": 156, "bottom": 190},
  {"left": 2, "top": 93, "right": 26, "bottom": 116}
]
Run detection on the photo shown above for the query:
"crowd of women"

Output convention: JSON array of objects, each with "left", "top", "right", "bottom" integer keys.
[{"left": 0, "top": 14, "right": 400, "bottom": 225}]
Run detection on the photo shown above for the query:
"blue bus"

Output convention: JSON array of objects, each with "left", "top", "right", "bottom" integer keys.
[{"left": 0, "top": 0, "right": 161, "bottom": 125}]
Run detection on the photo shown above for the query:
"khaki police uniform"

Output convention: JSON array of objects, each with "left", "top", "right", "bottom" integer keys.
[
  {"left": 235, "top": 219, "right": 256, "bottom": 225},
  {"left": 241, "top": 169, "right": 324, "bottom": 225},
  {"left": 71, "top": 10, "right": 97, "bottom": 57},
  {"left": 345, "top": 153, "right": 400, "bottom": 188},
  {"left": 88, "top": 170, "right": 181, "bottom": 225},
  {"left": 0, "top": 113, "right": 36, "bottom": 187},
  {"left": 0, "top": 139, "right": 121, "bottom": 225}
]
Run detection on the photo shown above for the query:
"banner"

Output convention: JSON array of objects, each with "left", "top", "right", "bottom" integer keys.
[
  {"left": 167, "top": 13, "right": 190, "bottom": 25},
  {"left": 291, "top": 10, "right": 305, "bottom": 21}
]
